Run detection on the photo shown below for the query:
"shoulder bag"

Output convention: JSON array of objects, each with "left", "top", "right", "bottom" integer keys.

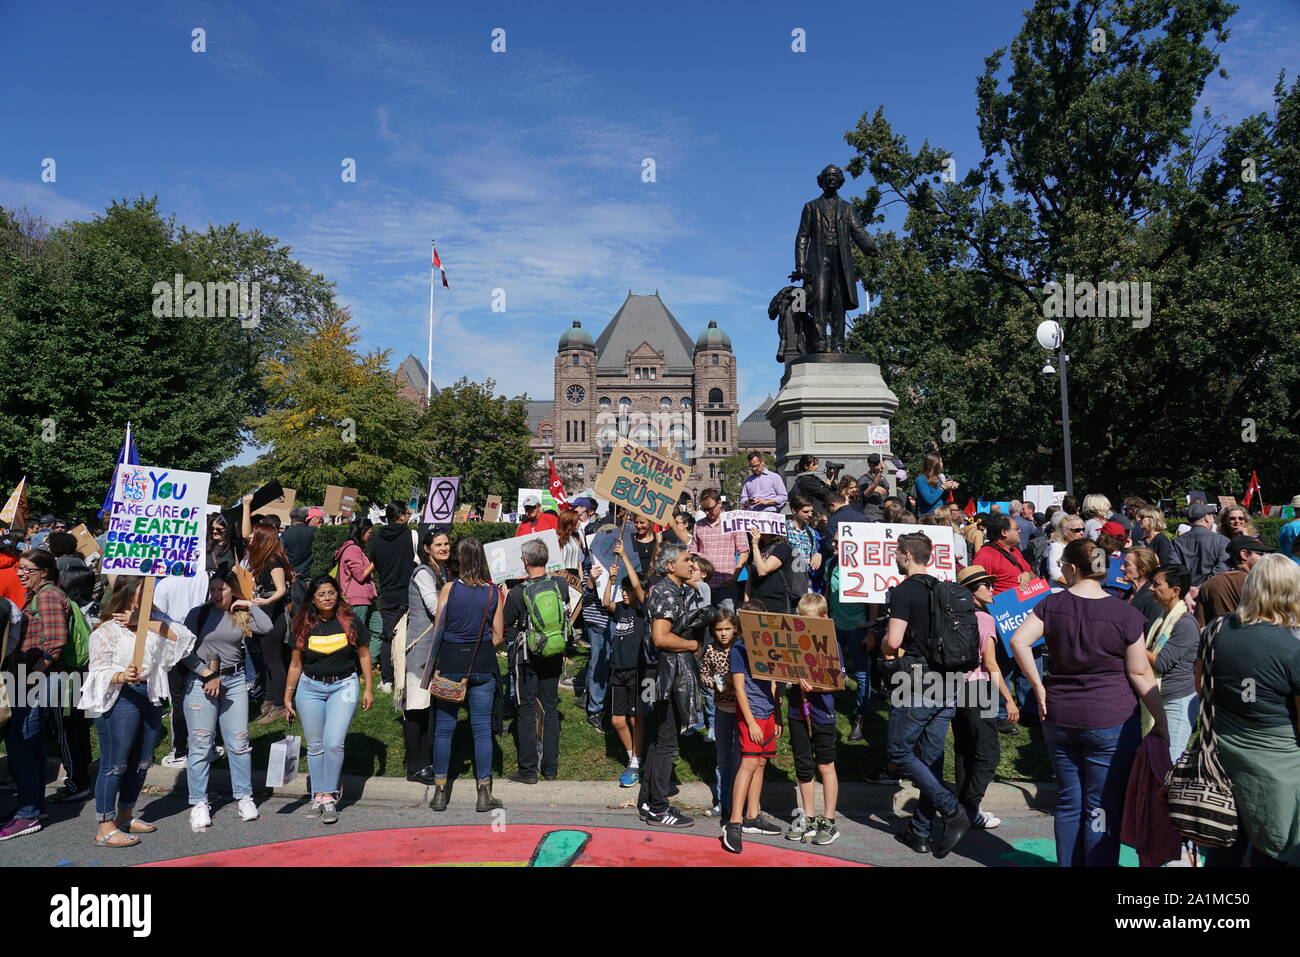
[{"left": 426, "top": 584, "right": 493, "bottom": 704}]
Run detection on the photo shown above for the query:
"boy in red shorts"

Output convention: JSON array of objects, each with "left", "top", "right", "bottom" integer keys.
[{"left": 721, "top": 602, "right": 783, "bottom": 854}]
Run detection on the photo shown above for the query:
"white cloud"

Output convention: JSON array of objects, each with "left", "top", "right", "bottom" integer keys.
[{"left": 0, "top": 179, "right": 98, "bottom": 226}]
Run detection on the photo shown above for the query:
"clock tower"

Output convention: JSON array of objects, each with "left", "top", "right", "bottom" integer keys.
[{"left": 554, "top": 321, "right": 598, "bottom": 488}]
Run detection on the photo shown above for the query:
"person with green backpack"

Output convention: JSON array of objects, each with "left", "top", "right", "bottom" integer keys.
[{"left": 505, "top": 538, "right": 574, "bottom": 785}]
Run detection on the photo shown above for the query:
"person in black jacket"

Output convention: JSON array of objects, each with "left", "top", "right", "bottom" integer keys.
[
  {"left": 790, "top": 455, "right": 832, "bottom": 513},
  {"left": 46, "top": 532, "right": 97, "bottom": 607},
  {"left": 370, "top": 502, "right": 417, "bottom": 688}
]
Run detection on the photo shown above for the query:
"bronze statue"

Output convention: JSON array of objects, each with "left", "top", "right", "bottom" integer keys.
[
  {"left": 767, "top": 285, "right": 824, "bottom": 362},
  {"left": 791, "top": 164, "right": 880, "bottom": 353}
]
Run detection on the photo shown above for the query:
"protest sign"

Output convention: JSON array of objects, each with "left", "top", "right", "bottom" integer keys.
[
  {"left": 737, "top": 610, "right": 844, "bottom": 690},
  {"left": 593, "top": 439, "right": 686, "bottom": 524},
  {"left": 1217, "top": 496, "right": 1237, "bottom": 509},
  {"left": 589, "top": 522, "right": 640, "bottom": 573},
  {"left": 1022, "top": 485, "right": 1055, "bottom": 513},
  {"left": 977, "top": 500, "right": 1013, "bottom": 514},
  {"left": 323, "top": 485, "right": 358, "bottom": 520},
  {"left": 868, "top": 424, "right": 890, "bottom": 447},
  {"left": 103, "top": 464, "right": 210, "bottom": 579},
  {"left": 453, "top": 504, "right": 472, "bottom": 524},
  {"left": 517, "top": 488, "right": 559, "bottom": 514},
  {"left": 69, "top": 524, "right": 101, "bottom": 561},
  {"left": 1105, "top": 556, "right": 1131, "bottom": 592},
  {"left": 256, "top": 487, "right": 296, "bottom": 525},
  {"left": 483, "top": 495, "right": 502, "bottom": 523},
  {"left": 0, "top": 476, "right": 27, "bottom": 527},
  {"left": 483, "top": 529, "right": 563, "bottom": 584},
  {"left": 989, "top": 578, "right": 1050, "bottom": 655},
  {"left": 720, "top": 510, "right": 789, "bottom": 537},
  {"left": 422, "top": 477, "right": 461, "bottom": 524},
  {"left": 407, "top": 486, "right": 421, "bottom": 513},
  {"left": 836, "top": 523, "right": 959, "bottom": 604}
]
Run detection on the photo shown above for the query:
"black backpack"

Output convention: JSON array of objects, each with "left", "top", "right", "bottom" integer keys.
[{"left": 917, "top": 574, "right": 982, "bottom": 674}]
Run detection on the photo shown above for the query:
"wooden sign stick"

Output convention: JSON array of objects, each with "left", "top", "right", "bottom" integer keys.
[{"left": 131, "top": 576, "right": 156, "bottom": 670}]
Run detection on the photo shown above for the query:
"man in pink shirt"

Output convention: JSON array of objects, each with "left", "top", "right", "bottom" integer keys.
[{"left": 682, "top": 489, "right": 748, "bottom": 608}]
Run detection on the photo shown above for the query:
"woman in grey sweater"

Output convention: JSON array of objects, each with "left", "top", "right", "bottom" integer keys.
[{"left": 181, "top": 570, "right": 273, "bottom": 830}]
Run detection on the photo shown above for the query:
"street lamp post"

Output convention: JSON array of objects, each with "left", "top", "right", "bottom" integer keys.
[{"left": 1037, "top": 320, "right": 1074, "bottom": 497}]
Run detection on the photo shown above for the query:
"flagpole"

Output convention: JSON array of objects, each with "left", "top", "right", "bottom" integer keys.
[{"left": 434, "top": 240, "right": 444, "bottom": 405}]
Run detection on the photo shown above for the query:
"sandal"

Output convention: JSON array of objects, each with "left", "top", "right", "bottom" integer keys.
[
  {"left": 93, "top": 828, "right": 140, "bottom": 848},
  {"left": 124, "top": 818, "right": 157, "bottom": 834}
]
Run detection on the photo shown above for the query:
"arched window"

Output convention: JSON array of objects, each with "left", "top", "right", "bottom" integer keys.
[
  {"left": 630, "top": 423, "right": 657, "bottom": 447},
  {"left": 681, "top": 397, "right": 692, "bottom": 410},
  {"left": 709, "top": 463, "right": 716, "bottom": 479},
  {"left": 619, "top": 397, "right": 631, "bottom": 411},
  {"left": 660, "top": 396, "right": 672, "bottom": 409},
  {"left": 708, "top": 388, "right": 723, "bottom": 404},
  {"left": 711, "top": 354, "right": 719, "bottom": 366},
  {"left": 599, "top": 425, "right": 617, "bottom": 452},
  {"left": 668, "top": 424, "right": 690, "bottom": 465},
  {"left": 571, "top": 354, "right": 580, "bottom": 366},
  {"left": 599, "top": 396, "right": 611, "bottom": 409}
]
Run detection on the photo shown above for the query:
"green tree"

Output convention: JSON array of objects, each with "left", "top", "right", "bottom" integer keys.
[
  {"left": 842, "top": 0, "right": 1299, "bottom": 500},
  {"left": 247, "top": 306, "right": 423, "bottom": 505},
  {"left": 419, "top": 379, "right": 536, "bottom": 508}
]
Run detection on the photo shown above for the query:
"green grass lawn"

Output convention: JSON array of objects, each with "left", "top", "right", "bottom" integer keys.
[{"left": 117, "top": 648, "right": 1052, "bottom": 787}]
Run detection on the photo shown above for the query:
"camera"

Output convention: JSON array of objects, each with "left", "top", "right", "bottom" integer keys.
[{"left": 825, "top": 461, "right": 846, "bottom": 477}]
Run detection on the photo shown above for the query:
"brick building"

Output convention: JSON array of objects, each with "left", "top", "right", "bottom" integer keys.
[{"left": 526, "top": 291, "right": 769, "bottom": 501}]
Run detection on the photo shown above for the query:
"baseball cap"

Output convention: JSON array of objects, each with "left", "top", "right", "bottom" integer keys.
[
  {"left": 572, "top": 496, "right": 596, "bottom": 510},
  {"left": 1227, "top": 535, "right": 1273, "bottom": 556},
  {"left": 1186, "top": 503, "right": 1214, "bottom": 521},
  {"left": 522, "top": 494, "right": 541, "bottom": 508},
  {"left": 307, "top": 506, "right": 324, "bottom": 521},
  {"left": 1100, "top": 521, "right": 1127, "bottom": 539}
]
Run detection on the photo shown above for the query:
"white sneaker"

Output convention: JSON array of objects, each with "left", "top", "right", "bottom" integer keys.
[
  {"left": 378, "top": 681, "right": 394, "bottom": 694},
  {"left": 237, "top": 796, "right": 259, "bottom": 822},
  {"left": 190, "top": 803, "right": 212, "bottom": 830},
  {"left": 215, "top": 746, "right": 226, "bottom": 759},
  {"left": 161, "top": 752, "right": 187, "bottom": 769},
  {"left": 973, "top": 810, "right": 1001, "bottom": 829}
]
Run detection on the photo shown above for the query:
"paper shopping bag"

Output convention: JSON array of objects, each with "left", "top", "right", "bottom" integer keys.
[{"left": 265, "top": 733, "right": 301, "bottom": 788}]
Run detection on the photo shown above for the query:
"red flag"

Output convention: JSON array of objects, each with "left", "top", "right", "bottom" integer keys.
[
  {"left": 547, "top": 459, "right": 570, "bottom": 509},
  {"left": 946, "top": 488, "right": 955, "bottom": 504},
  {"left": 432, "top": 242, "right": 449, "bottom": 288},
  {"left": 962, "top": 497, "right": 976, "bottom": 518},
  {"left": 1242, "top": 470, "right": 1262, "bottom": 511}
]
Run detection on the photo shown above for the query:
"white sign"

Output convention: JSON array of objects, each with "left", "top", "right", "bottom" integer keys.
[
  {"left": 483, "top": 529, "right": 563, "bottom": 584},
  {"left": 868, "top": 424, "right": 890, "bottom": 447},
  {"left": 516, "top": 487, "right": 559, "bottom": 514},
  {"left": 102, "top": 465, "right": 211, "bottom": 578},
  {"left": 836, "top": 522, "right": 960, "bottom": 604},
  {"left": 720, "top": 510, "right": 789, "bottom": 536},
  {"left": 1021, "top": 485, "right": 1055, "bottom": 513}
]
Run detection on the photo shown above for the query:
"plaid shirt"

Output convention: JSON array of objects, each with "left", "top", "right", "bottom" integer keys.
[
  {"left": 20, "top": 583, "right": 70, "bottom": 664},
  {"left": 690, "top": 518, "right": 749, "bottom": 587}
]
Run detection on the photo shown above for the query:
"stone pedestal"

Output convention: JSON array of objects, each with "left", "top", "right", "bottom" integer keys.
[{"left": 768, "top": 355, "right": 900, "bottom": 488}]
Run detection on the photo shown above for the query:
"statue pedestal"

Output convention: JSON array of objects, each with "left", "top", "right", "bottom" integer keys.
[{"left": 768, "top": 355, "right": 900, "bottom": 487}]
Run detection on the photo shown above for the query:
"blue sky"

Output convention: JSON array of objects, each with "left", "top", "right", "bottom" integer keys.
[{"left": 4, "top": 0, "right": 1295, "bottom": 462}]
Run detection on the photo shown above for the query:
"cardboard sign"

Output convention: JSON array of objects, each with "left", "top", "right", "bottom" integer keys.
[
  {"left": 836, "top": 523, "right": 960, "bottom": 604},
  {"left": 1104, "top": 555, "right": 1131, "bottom": 592},
  {"left": 69, "top": 523, "right": 101, "bottom": 560},
  {"left": 737, "top": 610, "right": 844, "bottom": 690},
  {"left": 593, "top": 439, "right": 687, "bottom": 524},
  {"left": 989, "top": 578, "right": 1050, "bottom": 655},
  {"left": 517, "top": 487, "right": 559, "bottom": 514},
  {"left": 422, "top": 477, "right": 461, "bottom": 524},
  {"left": 589, "top": 522, "right": 641, "bottom": 573},
  {"left": 720, "top": 510, "right": 789, "bottom": 537},
  {"left": 255, "top": 487, "right": 296, "bottom": 525},
  {"left": 1217, "top": 496, "right": 1238, "bottom": 509},
  {"left": 483, "top": 529, "right": 563, "bottom": 584},
  {"left": 102, "top": 464, "right": 210, "bottom": 578},
  {"left": 323, "top": 485, "right": 359, "bottom": 520},
  {"left": 868, "top": 424, "right": 890, "bottom": 447},
  {"left": 453, "top": 504, "right": 472, "bottom": 524},
  {"left": 1022, "top": 486, "right": 1055, "bottom": 513},
  {"left": 483, "top": 495, "right": 502, "bottom": 523}
]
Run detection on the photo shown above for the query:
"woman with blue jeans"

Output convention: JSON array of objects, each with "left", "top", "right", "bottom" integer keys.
[
  {"left": 1012, "top": 537, "right": 1168, "bottom": 867},
  {"left": 181, "top": 570, "right": 273, "bottom": 830},
  {"left": 284, "top": 576, "right": 374, "bottom": 825},
  {"left": 427, "top": 538, "right": 505, "bottom": 813},
  {"left": 78, "top": 576, "right": 195, "bottom": 848}
]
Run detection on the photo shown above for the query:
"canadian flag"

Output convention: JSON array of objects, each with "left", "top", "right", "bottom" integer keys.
[
  {"left": 1242, "top": 470, "right": 1263, "bottom": 511},
  {"left": 548, "top": 459, "right": 569, "bottom": 509},
  {"left": 963, "top": 498, "right": 977, "bottom": 518}
]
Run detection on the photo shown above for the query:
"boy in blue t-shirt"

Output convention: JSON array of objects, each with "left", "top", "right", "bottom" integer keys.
[
  {"left": 784, "top": 593, "right": 841, "bottom": 846},
  {"left": 720, "top": 602, "right": 783, "bottom": 854}
]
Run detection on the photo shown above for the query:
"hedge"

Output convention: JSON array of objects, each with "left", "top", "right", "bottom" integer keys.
[{"left": 308, "top": 522, "right": 520, "bottom": 580}]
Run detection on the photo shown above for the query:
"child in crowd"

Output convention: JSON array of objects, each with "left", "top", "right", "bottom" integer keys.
[
  {"left": 689, "top": 554, "right": 716, "bottom": 739},
  {"left": 697, "top": 606, "right": 741, "bottom": 818},
  {"left": 602, "top": 538, "right": 646, "bottom": 787},
  {"left": 784, "top": 593, "right": 841, "bottom": 845},
  {"left": 721, "top": 601, "right": 783, "bottom": 854}
]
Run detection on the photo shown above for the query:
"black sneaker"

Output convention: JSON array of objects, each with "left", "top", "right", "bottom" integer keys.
[
  {"left": 47, "top": 784, "right": 91, "bottom": 804},
  {"left": 864, "top": 767, "right": 900, "bottom": 785},
  {"left": 720, "top": 822, "right": 743, "bottom": 854},
  {"left": 586, "top": 711, "right": 605, "bottom": 732},
  {"left": 507, "top": 771, "right": 539, "bottom": 785},
  {"left": 995, "top": 718, "right": 1018, "bottom": 735},
  {"left": 638, "top": 802, "right": 651, "bottom": 822},
  {"left": 742, "top": 816, "right": 782, "bottom": 837},
  {"left": 646, "top": 808, "right": 695, "bottom": 828},
  {"left": 932, "top": 805, "right": 971, "bottom": 859},
  {"left": 894, "top": 826, "right": 931, "bottom": 854}
]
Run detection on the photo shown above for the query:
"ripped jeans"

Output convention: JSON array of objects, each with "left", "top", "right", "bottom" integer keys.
[
  {"left": 92, "top": 682, "right": 163, "bottom": 822},
  {"left": 184, "top": 670, "right": 253, "bottom": 805}
]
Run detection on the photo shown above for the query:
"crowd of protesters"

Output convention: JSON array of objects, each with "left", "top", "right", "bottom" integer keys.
[{"left": 1, "top": 464, "right": 1297, "bottom": 869}]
